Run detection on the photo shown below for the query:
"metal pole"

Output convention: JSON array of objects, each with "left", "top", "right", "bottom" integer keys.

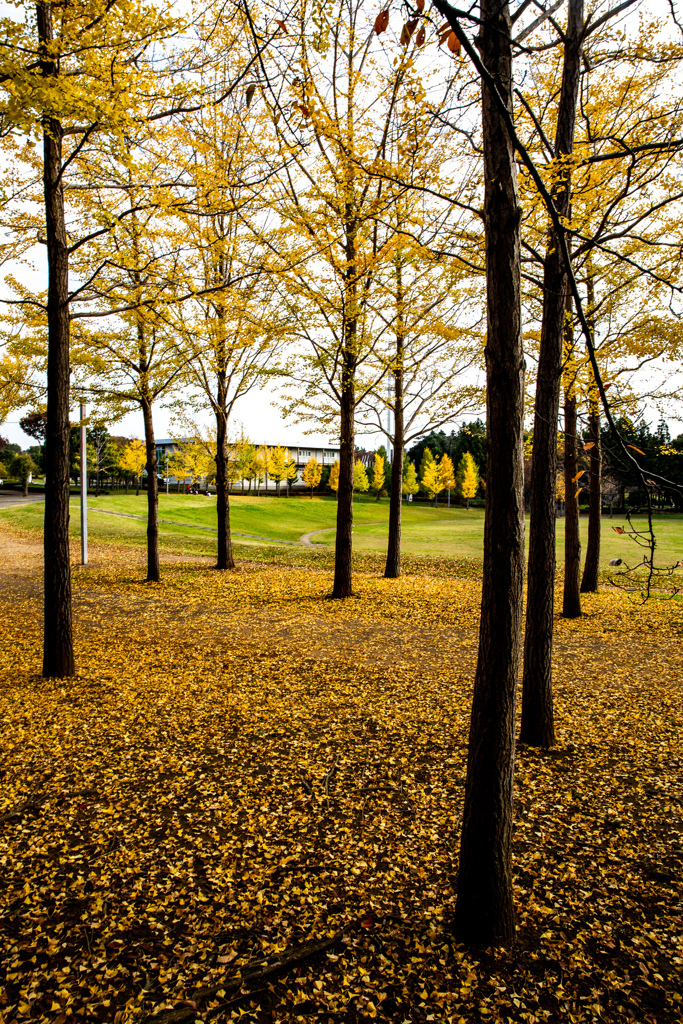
[
  {"left": 387, "top": 379, "right": 393, "bottom": 463},
  {"left": 80, "top": 402, "right": 88, "bottom": 565}
]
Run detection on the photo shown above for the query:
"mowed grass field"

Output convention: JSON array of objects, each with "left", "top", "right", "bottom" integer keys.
[{"left": 1, "top": 491, "right": 682, "bottom": 568}]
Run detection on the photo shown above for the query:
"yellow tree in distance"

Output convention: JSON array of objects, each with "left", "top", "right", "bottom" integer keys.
[
  {"left": 283, "top": 452, "right": 298, "bottom": 496},
  {"left": 353, "top": 460, "right": 369, "bottom": 496},
  {"left": 267, "top": 445, "right": 292, "bottom": 497},
  {"left": 170, "top": 440, "right": 213, "bottom": 492},
  {"left": 421, "top": 460, "right": 443, "bottom": 506},
  {"left": 302, "top": 456, "right": 322, "bottom": 499},
  {"left": 402, "top": 461, "right": 419, "bottom": 498},
  {"left": 118, "top": 440, "right": 147, "bottom": 496},
  {"left": 456, "top": 453, "right": 479, "bottom": 509},
  {"left": 328, "top": 460, "right": 340, "bottom": 496},
  {"left": 371, "top": 453, "right": 385, "bottom": 501},
  {"left": 438, "top": 453, "right": 455, "bottom": 504},
  {"left": 251, "top": 446, "right": 269, "bottom": 496}
]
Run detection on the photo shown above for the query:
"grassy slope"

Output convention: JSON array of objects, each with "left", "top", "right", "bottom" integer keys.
[{"left": 1, "top": 491, "right": 681, "bottom": 567}]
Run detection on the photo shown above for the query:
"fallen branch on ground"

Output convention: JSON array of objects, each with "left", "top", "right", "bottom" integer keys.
[{"left": 142, "top": 919, "right": 362, "bottom": 1024}]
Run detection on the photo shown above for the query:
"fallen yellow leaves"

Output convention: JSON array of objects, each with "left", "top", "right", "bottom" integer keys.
[{"left": 0, "top": 526, "right": 682, "bottom": 1023}]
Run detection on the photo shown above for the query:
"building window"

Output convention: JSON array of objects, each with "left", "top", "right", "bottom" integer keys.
[{"left": 300, "top": 450, "right": 311, "bottom": 458}]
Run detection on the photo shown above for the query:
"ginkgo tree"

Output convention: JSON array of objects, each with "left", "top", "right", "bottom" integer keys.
[
  {"left": 170, "top": 22, "right": 289, "bottom": 568},
  {"left": 119, "top": 439, "right": 147, "bottom": 496},
  {"left": 0, "top": 0, "right": 192, "bottom": 675},
  {"left": 251, "top": 0, "right": 470, "bottom": 598},
  {"left": 371, "top": 452, "right": 385, "bottom": 500},
  {"left": 516, "top": 7, "right": 683, "bottom": 749},
  {"left": 456, "top": 451, "right": 478, "bottom": 508},
  {"left": 0, "top": 0, "right": 270, "bottom": 672},
  {"left": 267, "top": 445, "right": 296, "bottom": 497},
  {"left": 302, "top": 455, "right": 322, "bottom": 498}
]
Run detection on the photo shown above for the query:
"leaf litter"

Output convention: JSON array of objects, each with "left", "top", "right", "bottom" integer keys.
[{"left": 0, "top": 525, "right": 682, "bottom": 1023}]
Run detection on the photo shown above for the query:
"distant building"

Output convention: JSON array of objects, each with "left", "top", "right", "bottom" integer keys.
[{"left": 152, "top": 438, "right": 342, "bottom": 492}]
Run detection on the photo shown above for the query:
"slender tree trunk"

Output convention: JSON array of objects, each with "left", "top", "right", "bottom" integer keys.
[
  {"left": 332, "top": 211, "right": 358, "bottom": 599},
  {"left": 136, "top": 475, "right": 140, "bottom": 496},
  {"left": 451, "top": 0, "right": 525, "bottom": 947},
  {"left": 215, "top": 378, "right": 235, "bottom": 570},
  {"left": 39, "top": 1, "right": 74, "bottom": 679},
  {"left": 385, "top": 258, "right": 405, "bottom": 579},
  {"left": 125, "top": 477, "right": 129, "bottom": 495},
  {"left": 141, "top": 396, "right": 160, "bottom": 583},
  {"left": 563, "top": 297, "right": 582, "bottom": 617},
  {"left": 385, "top": 391, "right": 404, "bottom": 579},
  {"left": 520, "top": 0, "right": 583, "bottom": 749},
  {"left": 333, "top": 367, "right": 355, "bottom": 598},
  {"left": 581, "top": 272, "right": 601, "bottom": 593}
]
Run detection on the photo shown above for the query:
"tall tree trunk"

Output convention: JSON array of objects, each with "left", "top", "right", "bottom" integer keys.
[
  {"left": 332, "top": 212, "right": 358, "bottom": 599},
  {"left": 520, "top": 0, "right": 583, "bottom": 749},
  {"left": 215, "top": 376, "right": 235, "bottom": 570},
  {"left": 581, "top": 272, "right": 601, "bottom": 593},
  {"left": 141, "top": 395, "right": 160, "bottom": 583},
  {"left": 563, "top": 297, "right": 582, "bottom": 617},
  {"left": 452, "top": 0, "right": 525, "bottom": 947},
  {"left": 39, "top": 1, "right": 75, "bottom": 679},
  {"left": 333, "top": 354, "right": 355, "bottom": 598},
  {"left": 136, "top": 475, "right": 140, "bottom": 497},
  {"left": 385, "top": 261, "right": 405, "bottom": 580}
]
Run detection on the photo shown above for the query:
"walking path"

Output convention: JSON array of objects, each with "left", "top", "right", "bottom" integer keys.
[
  {"left": 1, "top": 497, "right": 386, "bottom": 551},
  {"left": 89, "top": 507, "right": 299, "bottom": 545},
  {"left": 299, "top": 521, "right": 385, "bottom": 547},
  {"left": 0, "top": 490, "right": 45, "bottom": 510}
]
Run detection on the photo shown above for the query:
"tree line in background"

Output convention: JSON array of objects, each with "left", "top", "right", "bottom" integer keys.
[{"left": 1, "top": 0, "right": 682, "bottom": 949}]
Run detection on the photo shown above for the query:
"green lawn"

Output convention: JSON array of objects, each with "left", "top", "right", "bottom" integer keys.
[{"left": 1, "top": 491, "right": 682, "bottom": 568}]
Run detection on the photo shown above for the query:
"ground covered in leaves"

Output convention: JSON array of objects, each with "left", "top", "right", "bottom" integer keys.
[{"left": 0, "top": 525, "right": 682, "bottom": 1024}]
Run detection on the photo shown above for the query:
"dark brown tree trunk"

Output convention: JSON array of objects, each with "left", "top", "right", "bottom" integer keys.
[
  {"left": 125, "top": 477, "right": 129, "bottom": 494},
  {"left": 333, "top": 363, "right": 355, "bottom": 598},
  {"left": 141, "top": 396, "right": 160, "bottom": 583},
  {"left": 39, "top": 1, "right": 75, "bottom": 679},
  {"left": 215, "top": 377, "right": 235, "bottom": 570},
  {"left": 136, "top": 475, "right": 140, "bottom": 496},
  {"left": 563, "top": 305, "right": 582, "bottom": 617},
  {"left": 581, "top": 273, "right": 601, "bottom": 593},
  {"left": 385, "top": 390, "right": 404, "bottom": 577},
  {"left": 520, "top": 0, "right": 583, "bottom": 749},
  {"left": 452, "top": 0, "right": 525, "bottom": 948},
  {"left": 385, "top": 259, "right": 405, "bottom": 578},
  {"left": 332, "top": 213, "right": 358, "bottom": 599}
]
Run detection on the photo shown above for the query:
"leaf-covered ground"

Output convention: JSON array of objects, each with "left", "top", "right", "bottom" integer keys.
[{"left": 1, "top": 524, "right": 682, "bottom": 1024}]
